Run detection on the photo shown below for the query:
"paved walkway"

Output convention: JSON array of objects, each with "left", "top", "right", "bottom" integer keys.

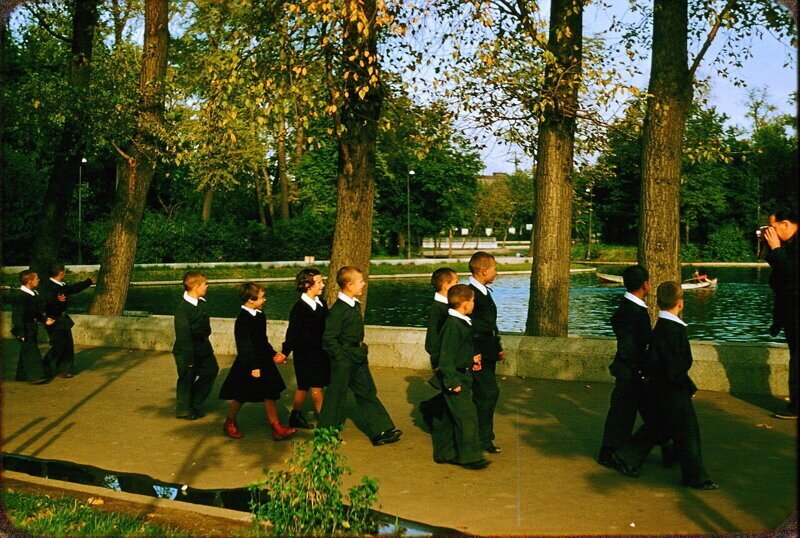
[{"left": 2, "top": 339, "right": 796, "bottom": 535}]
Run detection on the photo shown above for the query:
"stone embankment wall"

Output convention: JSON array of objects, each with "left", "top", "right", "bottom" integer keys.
[{"left": 1, "top": 313, "right": 788, "bottom": 396}]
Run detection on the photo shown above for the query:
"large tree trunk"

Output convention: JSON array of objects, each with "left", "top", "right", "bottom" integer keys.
[
  {"left": 277, "top": 106, "right": 290, "bottom": 220},
  {"left": 324, "top": 0, "right": 382, "bottom": 310},
  {"left": 638, "top": 0, "right": 692, "bottom": 319},
  {"left": 31, "top": 0, "right": 99, "bottom": 275},
  {"left": 525, "top": 0, "right": 583, "bottom": 337},
  {"left": 89, "top": 0, "right": 168, "bottom": 315}
]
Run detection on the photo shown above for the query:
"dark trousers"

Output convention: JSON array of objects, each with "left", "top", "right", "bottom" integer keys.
[
  {"left": 45, "top": 328, "right": 76, "bottom": 374},
  {"left": 786, "top": 321, "right": 797, "bottom": 412},
  {"left": 174, "top": 353, "right": 219, "bottom": 416},
  {"left": 318, "top": 359, "right": 394, "bottom": 438},
  {"left": 434, "top": 380, "right": 482, "bottom": 464},
  {"left": 472, "top": 360, "right": 499, "bottom": 447},
  {"left": 601, "top": 377, "right": 647, "bottom": 450},
  {"left": 16, "top": 339, "right": 45, "bottom": 382}
]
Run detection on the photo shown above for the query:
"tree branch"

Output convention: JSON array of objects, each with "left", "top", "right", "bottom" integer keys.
[
  {"left": 26, "top": 4, "right": 71, "bottom": 44},
  {"left": 688, "top": 0, "right": 737, "bottom": 78}
]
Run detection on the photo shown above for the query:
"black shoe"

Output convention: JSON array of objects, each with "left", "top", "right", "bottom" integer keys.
[
  {"left": 684, "top": 479, "right": 719, "bottom": 490},
  {"left": 289, "top": 410, "right": 313, "bottom": 429},
  {"left": 177, "top": 413, "right": 197, "bottom": 420},
  {"left": 483, "top": 443, "right": 502, "bottom": 454},
  {"left": 773, "top": 410, "right": 798, "bottom": 420},
  {"left": 371, "top": 428, "right": 402, "bottom": 446},
  {"left": 597, "top": 446, "right": 615, "bottom": 467},
  {"left": 191, "top": 408, "right": 206, "bottom": 419},
  {"left": 609, "top": 452, "right": 639, "bottom": 478},
  {"left": 30, "top": 378, "right": 48, "bottom": 385},
  {"left": 660, "top": 442, "right": 678, "bottom": 468},
  {"left": 459, "top": 458, "right": 491, "bottom": 470}
]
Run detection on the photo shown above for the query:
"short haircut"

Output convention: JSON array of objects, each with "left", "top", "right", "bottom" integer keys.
[
  {"left": 182, "top": 270, "right": 206, "bottom": 291},
  {"left": 622, "top": 265, "right": 649, "bottom": 293},
  {"left": 469, "top": 251, "right": 496, "bottom": 275},
  {"left": 19, "top": 269, "right": 37, "bottom": 285},
  {"left": 447, "top": 283, "right": 475, "bottom": 309},
  {"left": 238, "top": 282, "right": 264, "bottom": 304},
  {"left": 336, "top": 266, "right": 362, "bottom": 289},
  {"left": 50, "top": 262, "right": 66, "bottom": 277},
  {"left": 771, "top": 207, "right": 798, "bottom": 224},
  {"left": 295, "top": 268, "right": 322, "bottom": 293},
  {"left": 657, "top": 281, "right": 683, "bottom": 310},
  {"left": 431, "top": 267, "right": 458, "bottom": 291}
]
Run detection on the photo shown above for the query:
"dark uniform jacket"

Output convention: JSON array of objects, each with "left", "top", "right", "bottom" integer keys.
[
  {"left": 282, "top": 297, "right": 329, "bottom": 362},
  {"left": 468, "top": 283, "right": 503, "bottom": 363},
  {"left": 609, "top": 296, "right": 653, "bottom": 380},
  {"left": 172, "top": 297, "right": 214, "bottom": 362},
  {"left": 39, "top": 277, "right": 93, "bottom": 331},
  {"left": 766, "top": 234, "right": 797, "bottom": 332},
  {"left": 424, "top": 298, "right": 450, "bottom": 369},
  {"left": 11, "top": 289, "right": 46, "bottom": 343},
  {"left": 438, "top": 315, "right": 476, "bottom": 392},
  {"left": 651, "top": 317, "right": 697, "bottom": 396},
  {"left": 323, "top": 298, "right": 368, "bottom": 364}
]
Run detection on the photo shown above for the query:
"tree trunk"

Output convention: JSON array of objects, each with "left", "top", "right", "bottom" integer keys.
[
  {"left": 263, "top": 167, "right": 274, "bottom": 226},
  {"left": 324, "top": 0, "right": 382, "bottom": 310},
  {"left": 89, "top": 0, "right": 168, "bottom": 316},
  {"left": 294, "top": 119, "right": 305, "bottom": 165},
  {"left": 525, "top": 0, "right": 583, "bottom": 337},
  {"left": 255, "top": 169, "right": 267, "bottom": 226},
  {"left": 277, "top": 106, "right": 290, "bottom": 220},
  {"left": 201, "top": 187, "right": 213, "bottom": 222},
  {"left": 638, "top": 0, "right": 692, "bottom": 320},
  {"left": 31, "top": 0, "right": 99, "bottom": 275}
]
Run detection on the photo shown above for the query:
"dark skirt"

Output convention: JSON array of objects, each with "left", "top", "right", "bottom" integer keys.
[
  {"left": 219, "top": 356, "right": 286, "bottom": 402},
  {"left": 293, "top": 353, "right": 331, "bottom": 390}
]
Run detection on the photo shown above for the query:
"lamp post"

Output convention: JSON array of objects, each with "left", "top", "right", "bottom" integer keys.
[
  {"left": 585, "top": 185, "right": 593, "bottom": 260},
  {"left": 78, "top": 157, "right": 87, "bottom": 264},
  {"left": 407, "top": 169, "right": 415, "bottom": 259}
]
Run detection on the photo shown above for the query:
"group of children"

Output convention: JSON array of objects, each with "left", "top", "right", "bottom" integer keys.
[{"left": 11, "top": 264, "right": 94, "bottom": 384}]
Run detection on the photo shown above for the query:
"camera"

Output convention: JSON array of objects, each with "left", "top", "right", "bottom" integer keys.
[
  {"left": 755, "top": 225, "right": 771, "bottom": 259},
  {"left": 755, "top": 225, "right": 770, "bottom": 241}
]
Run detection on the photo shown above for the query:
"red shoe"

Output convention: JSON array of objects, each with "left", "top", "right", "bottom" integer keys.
[
  {"left": 270, "top": 421, "right": 297, "bottom": 441},
  {"left": 223, "top": 419, "right": 244, "bottom": 439}
]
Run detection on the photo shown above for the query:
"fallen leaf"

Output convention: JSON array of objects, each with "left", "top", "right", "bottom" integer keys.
[
  {"left": 584, "top": 385, "right": 592, "bottom": 389},
  {"left": 755, "top": 423, "right": 774, "bottom": 429},
  {"left": 630, "top": 522, "right": 636, "bottom": 527},
  {"left": 88, "top": 497, "right": 105, "bottom": 506}
]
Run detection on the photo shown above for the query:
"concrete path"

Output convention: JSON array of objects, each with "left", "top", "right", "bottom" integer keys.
[{"left": 1, "top": 339, "right": 796, "bottom": 536}]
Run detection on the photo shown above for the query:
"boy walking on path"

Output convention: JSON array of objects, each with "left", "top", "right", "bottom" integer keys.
[
  {"left": 467, "top": 252, "right": 504, "bottom": 454},
  {"left": 40, "top": 262, "right": 94, "bottom": 378},
  {"left": 318, "top": 266, "right": 402, "bottom": 446},
  {"left": 12, "top": 270, "right": 54, "bottom": 384},
  {"left": 172, "top": 271, "right": 219, "bottom": 420}
]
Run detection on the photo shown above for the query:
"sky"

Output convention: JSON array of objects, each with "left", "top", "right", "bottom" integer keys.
[{"left": 479, "top": 2, "right": 798, "bottom": 174}]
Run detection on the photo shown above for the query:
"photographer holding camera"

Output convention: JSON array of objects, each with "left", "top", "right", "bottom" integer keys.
[{"left": 763, "top": 207, "right": 798, "bottom": 419}]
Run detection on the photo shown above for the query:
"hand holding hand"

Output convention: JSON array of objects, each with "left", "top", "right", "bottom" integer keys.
[
  {"left": 273, "top": 352, "right": 287, "bottom": 364},
  {"left": 764, "top": 226, "right": 781, "bottom": 250},
  {"left": 498, "top": 350, "right": 507, "bottom": 361},
  {"left": 57, "top": 293, "right": 67, "bottom": 302},
  {"left": 251, "top": 369, "right": 261, "bottom": 378},
  {"left": 89, "top": 276, "right": 96, "bottom": 284},
  {"left": 452, "top": 386, "right": 462, "bottom": 393},
  {"left": 45, "top": 318, "right": 56, "bottom": 326}
]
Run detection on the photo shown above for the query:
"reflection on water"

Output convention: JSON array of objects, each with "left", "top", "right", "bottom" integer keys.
[{"left": 4, "top": 266, "right": 782, "bottom": 344}]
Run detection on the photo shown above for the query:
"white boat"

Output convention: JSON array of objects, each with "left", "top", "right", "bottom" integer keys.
[{"left": 596, "top": 273, "right": 718, "bottom": 290}]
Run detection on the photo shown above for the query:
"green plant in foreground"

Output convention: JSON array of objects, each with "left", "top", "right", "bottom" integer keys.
[{"left": 249, "top": 427, "right": 379, "bottom": 536}]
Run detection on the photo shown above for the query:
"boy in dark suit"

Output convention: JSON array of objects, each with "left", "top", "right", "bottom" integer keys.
[
  {"left": 12, "top": 270, "right": 54, "bottom": 384},
  {"left": 318, "top": 266, "right": 401, "bottom": 446},
  {"left": 468, "top": 252, "right": 504, "bottom": 454},
  {"left": 40, "top": 262, "right": 94, "bottom": 378},
  {"left": 172, "top": 271, "right": 219, "bottom": 420},
  {"left": 433, "top": 284, "right": 489, "bottom": 469}
]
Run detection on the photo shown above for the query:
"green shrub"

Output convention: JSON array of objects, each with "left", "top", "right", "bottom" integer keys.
[
  {"left": 680, "top": 242, "right": 702, "bottom": 262},
  {"left": 249, "top": 427, "right": 379, "bottom": 536},
  {"left": 262, "top": 211, "right": 334, "bottom": 261},
  {"left": 703, "top": 224, "right": 754, "bottom": 262}
]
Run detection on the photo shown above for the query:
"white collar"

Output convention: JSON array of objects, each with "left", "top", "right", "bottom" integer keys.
[
  {"left": 50, "top": 277, "right": 65, "bottom": 287},
  {"left": 20, "top": 286, "right": 36, "bottom": 296},
  {"left": 434, "top": 292, "right": 449, "bottom": 304},
  {"left": 658, "top": 311, "right": 687, "bottom": 327},
  {"left": 241, "top": 305, "right": 261, "bottom": 316},
  {"left": 469, "top": 276, "right": 488, "bottom": 295},
  {"left": 183, "top": 292, "right": 206, "bottom": 306},
  {"left": 302, "top": 293, "right": 324, "bottom": 311},
  {"left": 337, "top": 291, "right": 360, "bottom": 308},
  {"left": 448, "top": 308, "right": 472, "bottom": 325},
  {"left": 624, "top": 292, "right": 647, "bottom": 309}
]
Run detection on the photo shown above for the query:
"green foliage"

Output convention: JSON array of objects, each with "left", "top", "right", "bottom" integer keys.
[
  {"left": 263, "top": 211, "right": 335, "bottom": 260},
  {"left": 249, "top": 427, "right": 379, "bottom": 536},
  {"left": 680, "top": 242, "right": 702, "bottom": 262},
  {"left": 703, "top": 224, "right": 754, "bottom": 262},
  {"left": 2, "top": 490, "right": 184, "bottom": 536}
]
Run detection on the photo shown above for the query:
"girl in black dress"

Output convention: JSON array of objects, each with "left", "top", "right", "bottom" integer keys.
[
  {"left": 219, "top": 283, "right": 296, "bottom": 440},
  {"left": 282, "top": 268, "right": 331, "bottom": 428}
]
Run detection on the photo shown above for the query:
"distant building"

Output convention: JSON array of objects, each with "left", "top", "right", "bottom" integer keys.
[{"left": 478, "top": 172, "right": 509, "bottom": 188}]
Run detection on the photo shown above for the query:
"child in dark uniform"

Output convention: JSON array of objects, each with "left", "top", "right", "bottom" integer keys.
[
  {"left": 283, "top": 268, "right": 330, "bottom": 429},
  {"left": 219, "top": 282, "right": 296, "bottom": 441},
  {"left": 12, "top": 270, "right": 54, "bottom": 384},
  {"left": 435, "top": 284, "right": 489, "bottom": 469}
]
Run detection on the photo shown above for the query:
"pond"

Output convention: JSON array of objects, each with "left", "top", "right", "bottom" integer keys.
[{"left": 2, "top": 266, "right": 783, "bottom": 344}]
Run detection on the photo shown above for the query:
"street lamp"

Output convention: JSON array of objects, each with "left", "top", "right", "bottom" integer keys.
[
  {"left": 78, "top": 157, "right": 87, "bottom": 264},
  {"left": 585, "top": 185, "right": 593, "bottom": 260},
  {"left": 406, "top": 169, "right": 415, "bottom": 259}
]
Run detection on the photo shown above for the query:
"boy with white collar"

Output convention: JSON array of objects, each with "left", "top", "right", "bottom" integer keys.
[
  {"left": 172, "top": 271, "right": 219, "bottom": 420},
  {"left": 12, "top": 270, "right": 54, "bottom": 384},
  {"left": 318, "top": 266, "right": 401, "bottom": 446}
]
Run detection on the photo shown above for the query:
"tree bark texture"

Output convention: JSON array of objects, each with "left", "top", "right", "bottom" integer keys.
[
  {"left": 89, "top": 0, "right": 168, "bottom": 315},
  {"left": 638, "top": 0, "right": 692, "bottom": 320},
  {"left": 201, "top": 187, "right": 213, "bottom": 222},
  {"left": 277, "top": 107, "right": 290, "bottom": 220},
  {"left": 324, "top": 0, "right": 382, "bottom": 311},
  {"left": 525, "top": 0, "right": 583, "bottom": 337},
  {"left": 31, "top": 0, "right": 99, "bottom": 275}
]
